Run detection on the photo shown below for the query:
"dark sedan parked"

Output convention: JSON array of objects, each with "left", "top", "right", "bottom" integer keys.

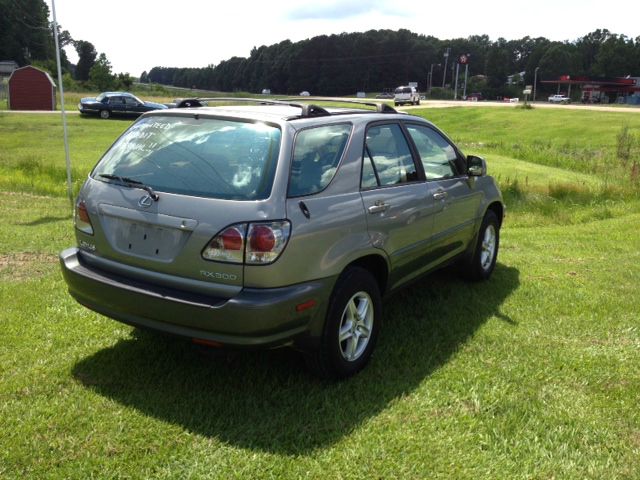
[{"left": 78, "top": 92, "right": 167, "bottom": 119}]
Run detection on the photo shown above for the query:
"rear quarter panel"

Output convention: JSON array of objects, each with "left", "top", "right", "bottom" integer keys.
[{"left": 243, "top": 121, "right": 388, "bottom": 288}]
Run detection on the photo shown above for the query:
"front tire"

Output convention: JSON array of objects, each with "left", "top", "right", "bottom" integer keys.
[
  {"left": 100, "top": 109, "right": 110, "bottom": 119},
  {"left": 306, "top": 267, "right": 382, "bottom": 379},
  {"left": 461, "top": 210, "right": 500, "bottom": 281}
]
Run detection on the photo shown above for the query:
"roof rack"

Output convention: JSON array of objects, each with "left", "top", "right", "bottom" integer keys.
[
  {"left": 183, "top": 97, "right": 398, "bottom": 118},
  {"left": 191, "top": 97, "right": 329, "bottom": 118},
  {"left": 279, "top": 97, "right": 398, "bottom": 114}
]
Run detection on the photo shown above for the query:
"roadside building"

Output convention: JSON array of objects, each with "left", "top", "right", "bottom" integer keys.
[
  {"left": 8, "top": 65, "right": 57, "bottom": 111},
  {"left": 0, "top": 61, "right": 18, "bottom": 79},
  {"left": 541, "top": 75, "right": 640, "bottom": 105},
  {"left": 0, "top": 61, "right": 18, "bottom": 104}
]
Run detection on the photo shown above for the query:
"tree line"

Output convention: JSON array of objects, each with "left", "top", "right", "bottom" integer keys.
[
  {"left": 144, "top": 29, "right": 640, "bottom": 97},
  {"left": 2, "top": 1, "right": 638, "bottom": 98},
  {"left": 0, "top": 0, "right": 132, "bottom": 91}
]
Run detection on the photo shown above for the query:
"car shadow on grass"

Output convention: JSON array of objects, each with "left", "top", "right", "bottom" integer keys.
[
  {"left": 72, "top": 263, "right": 519, "bottom": 455},
  {"left": 18, "top": 215, "right": 70, "bottom": 226}
]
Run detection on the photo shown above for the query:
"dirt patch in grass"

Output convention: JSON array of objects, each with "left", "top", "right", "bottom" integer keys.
[{"left": 0, "top": 252, "right": 58, "bottom": 281}]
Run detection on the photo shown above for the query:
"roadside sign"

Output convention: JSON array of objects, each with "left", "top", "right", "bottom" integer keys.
[
  {"left": 458, "top": 54, "right": 469, "bottom": 65},
  {"left": 408, "top": 82, "right": 418, "bottom": 88}
]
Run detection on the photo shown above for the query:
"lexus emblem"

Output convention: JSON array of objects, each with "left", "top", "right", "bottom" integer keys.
[{"left": 138, "top": 195, "right": 153, "bottom": 208}]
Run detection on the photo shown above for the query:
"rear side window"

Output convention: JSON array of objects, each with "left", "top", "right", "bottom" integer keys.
[
  {"left": 362, "top": 124, "right": 418, "bottom": 188},
  {"left": 92, "top": 116, "right": 282, "bottom": 200},
  {"left": 288, "top": 124, "right": 351, "bottom": 197},
  {"left": 406, "top": 125, "right": 459, "bottom": 180}
]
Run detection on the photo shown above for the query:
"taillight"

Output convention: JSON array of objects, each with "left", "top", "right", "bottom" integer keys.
[
  {"left": 202, "top": 221, "right": 290, "bottom": 265},
  {"left": 246, "top": 221, "right": 290, "bottom": 264},
  {"left": 202, "top": 225, "right": 245, "bottom": 263},
  {"left": 74, "top": 201, "right": 94, "bottom": 235}
]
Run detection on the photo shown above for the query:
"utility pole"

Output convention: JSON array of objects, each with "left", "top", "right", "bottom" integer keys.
[
  {"left": 454, "top": 62, "right": 460, "bottom": 100},
  {"left": 442, "top": 48, "right": 450, "bottom": 88},
  {"left": 51, "top": 0, "right": 73, "bottom": 209},
  {"left": 463, "top": 63, "right": 469, "bottom": 99},
  {"left": 533, "top": 66, "right": 540, "bottom": 102},
  {"left": 428, "top": 63, "right": 439, "bottom": 94}
]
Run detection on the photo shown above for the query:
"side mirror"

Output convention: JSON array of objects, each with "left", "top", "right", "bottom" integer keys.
[{"left": 467, "top": 155, "right": 487, "bottom": 177}]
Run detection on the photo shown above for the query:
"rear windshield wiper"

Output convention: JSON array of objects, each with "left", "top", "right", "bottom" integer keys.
[{"left": 98, "top": 174, "right": 159, "bottom": 201}]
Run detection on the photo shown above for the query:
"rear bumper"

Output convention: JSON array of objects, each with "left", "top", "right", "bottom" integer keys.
[{"left": 59, "top": 247, "right": 334, "bottom": 348}]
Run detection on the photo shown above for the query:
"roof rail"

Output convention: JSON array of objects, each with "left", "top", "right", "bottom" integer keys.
[
  {"left": 191, "top": 97, "right": 330, "bottom": 118},
  {"left": 184, "top": 97, "right": 398, "bottom": 117},
  {"left": 279, "top": 97, "right": 398, "bottom": 114}
]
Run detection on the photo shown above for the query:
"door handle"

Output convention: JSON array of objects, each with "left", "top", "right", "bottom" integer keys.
[
  {"left": 368, "top": 201, "right": 389, "bottom": 214},
  {"left": 433, "top": 191, "right": 448, "bottom": 200}
]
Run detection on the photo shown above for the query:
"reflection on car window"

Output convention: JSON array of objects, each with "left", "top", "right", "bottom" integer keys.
[
  {"left": 361, "top": 124, "right": 417, "bottom": 188},
  {"left": 92, "top": 116, "right": 281, "bottom": 201},
  {"left": 406, "top": 125, "right": 458, "bottom": 180},
  {"left": 288, "top": 124, "right": 351, "bottom": 197}
]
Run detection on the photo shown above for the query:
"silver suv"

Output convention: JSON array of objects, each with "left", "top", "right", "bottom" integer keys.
[{"left": 60, "top": 99, "right": 504, "bottom": 379}]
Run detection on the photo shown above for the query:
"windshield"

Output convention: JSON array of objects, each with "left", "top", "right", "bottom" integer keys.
[{"left": 92, "top": 116, "right": 282, "bottom": 200}]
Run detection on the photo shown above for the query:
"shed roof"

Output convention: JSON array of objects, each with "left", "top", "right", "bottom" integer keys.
[{"left": 8, "top": 65, "right": 56, "bottom": 88}]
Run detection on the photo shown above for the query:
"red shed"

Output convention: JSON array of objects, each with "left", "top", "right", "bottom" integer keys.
[{"left": 8, "top": 65, "right": 56, "bottom": 111}]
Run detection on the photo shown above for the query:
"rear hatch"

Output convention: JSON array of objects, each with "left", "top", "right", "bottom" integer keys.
[
  {"left": 394, "top": 86, "right": 412, "bottom": 102},
  {"left": 77, "top": 113, "right": 285, "bottom": 297}
]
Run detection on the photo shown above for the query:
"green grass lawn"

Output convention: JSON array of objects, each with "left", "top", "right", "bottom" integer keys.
[{"left": 1, "top": 107, "right": 639, "bottom": 478}]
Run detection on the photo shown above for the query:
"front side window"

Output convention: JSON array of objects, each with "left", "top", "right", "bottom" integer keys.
[
  {"left": 362, "top": 124, "right": 418, "bottom": 189},
  {"left": 406, "top": 125, "right": 459, "bottom": 180},
  {"left": 92, "top": 116, "right": 282, "bottom": 200},
  {"left": 288, "top": 124, "right": 351, "bottom": 197}
]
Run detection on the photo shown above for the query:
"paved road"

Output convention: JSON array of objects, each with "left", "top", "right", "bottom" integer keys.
[
  {"left": 3, "top": 100, "right": 639, "bottom": 114},
  {"left": 1, "top": 109, "right": 80, "bottom": 114},
  {"left": 401, "top": 100, "right": 640, "bottom": 113}
]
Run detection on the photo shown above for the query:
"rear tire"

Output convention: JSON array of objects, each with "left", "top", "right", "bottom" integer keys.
[
  {"left": 461, "top": 210, "right": 500, "bottom": 281},
  {"left": 100, "top": 109, "right": 110, "bottom": 119},
  {"left": 305, "top": 267, "right": 381, "bottom": 379}
]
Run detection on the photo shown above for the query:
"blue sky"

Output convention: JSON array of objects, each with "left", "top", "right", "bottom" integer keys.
[{"left": 50, "top": 0, "right": 638, "bottom": 75}]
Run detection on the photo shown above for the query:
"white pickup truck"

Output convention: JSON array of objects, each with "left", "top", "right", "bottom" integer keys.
[{"left": 548, "top": 94, "right": 570, "bottom": 104}]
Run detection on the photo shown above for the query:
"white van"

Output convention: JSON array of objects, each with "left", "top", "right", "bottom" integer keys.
[{"left": 394, "top": 86, "right": 420, "bottom": 106}]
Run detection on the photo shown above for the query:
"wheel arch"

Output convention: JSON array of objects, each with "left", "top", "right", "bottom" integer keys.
[
  {"left": 345, "top": 254, "right": 389, "bottom": 296},
  {"left": 483, "top": 201, "right": 504, "bottom": 228},
  {"left": 487, "top": 201, "right": 504, "bottom": 228}
]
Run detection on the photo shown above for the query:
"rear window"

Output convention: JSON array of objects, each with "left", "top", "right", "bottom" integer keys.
[
  {"left": 92, "top": 116, "right": 282, "bottom": 200},
  {"left": 395, "top": 87, "right": 411, "bottom": 94}
]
